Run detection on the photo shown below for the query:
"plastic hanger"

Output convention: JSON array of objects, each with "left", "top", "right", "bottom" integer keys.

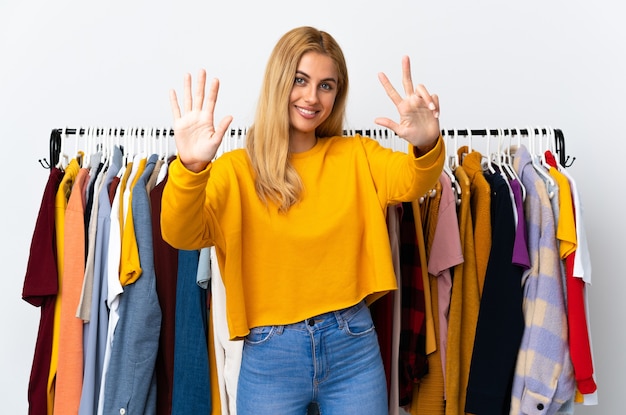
[
  {"left": 55, "top": 127, "right": 71, "bottom": 169},
  {"left": 544, "top": 125, "right": 565, "bottom": 171},
  {"left": 526, "top": 125, "right": 556, "bottom": 196},
  {"left": 101, "top": 127, "right": 111, "bottom": 170},
  {"left": 501, "top": 128, "right": 526, "bottom": 201},
  {"left": 483, "top": 128, "right": 496, "bottom": 174},
  {"left": 441, "top": 129, "right": 461, "bottom": 204},
  {"left": 448, "top": 129, "right": 460, "bottom": 171},
  {"left": 75, "top": 127, "right": 84, "bottom": 166},
  {"left": 84, "top": 126, "right": 94, "bottom": 168}
]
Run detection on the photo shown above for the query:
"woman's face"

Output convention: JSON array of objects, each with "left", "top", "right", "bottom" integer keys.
[{"left": 288, "top": 51, "right": 338, "bottom": 141}]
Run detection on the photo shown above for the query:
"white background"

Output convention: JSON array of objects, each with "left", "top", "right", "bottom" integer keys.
[{"left": 1, "top": 1, "right": 623, "bottom": 413}]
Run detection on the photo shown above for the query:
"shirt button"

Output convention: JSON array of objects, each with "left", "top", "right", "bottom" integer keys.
[
  {"left": 120, "top": 408, "right": 126, "bottom": 415},
  {"left": 537, "top": 403, "right": 544, "bottom": 410}
]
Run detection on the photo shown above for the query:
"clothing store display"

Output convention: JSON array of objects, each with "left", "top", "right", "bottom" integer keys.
[{"left": 23, "top": 126, "right": 596, "bottom": 415}]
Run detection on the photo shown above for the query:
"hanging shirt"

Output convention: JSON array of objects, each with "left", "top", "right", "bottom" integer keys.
[
  {"left": 150, "top": 162, "right": 180, "bottom": 415},
  {"left": 208, "top": 246, "right": 243, "bottom": 415},
  {"left": 79, "top": 146, "right": 123, "bottom": 415},
  {"left": 445, "top": 165, "right": 480, "bottom": 415},
  {"left": 427, "top": 172, "right": 463, "bottom": 395},
  {"left": 54, "top": 167, "right": 89, "bottom": 414},
  {"left": 48, "top": 158, "right": 80, "bottom": 415},
  {"left": 459, "top": 148, "right": 492, "bottom": 296},
  {"left": 103, "top": 154, "right": 161, "bottom": 414},
  {"left": 171, "top": 249, "right": 211, "bottom": 414},
  {"left": 510, "top": 145, "right": 575, "bottom": 415},
  {"left": 465, "top": 171, "right": 524, "bottom": 414},
  {"left": 23, "top": 167, "right": 63, "bottom": 415}
]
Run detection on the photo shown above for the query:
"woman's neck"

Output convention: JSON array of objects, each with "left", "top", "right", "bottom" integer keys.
[{"left": 289, "top": 133, "right": 317, "bottom": 153}]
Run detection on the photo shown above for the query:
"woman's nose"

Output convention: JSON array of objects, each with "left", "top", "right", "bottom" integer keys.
[{"left": 304, "top": 86, "right": 318, "bottom": 103}]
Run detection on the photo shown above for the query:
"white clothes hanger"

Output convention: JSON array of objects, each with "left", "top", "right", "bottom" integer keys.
[
  {"left": 483, "top": 128, "right": 496, "bottom": 174},
  {"left": 466, "top": 127, "right": 473, "bottom": 154},
  {"left": 441, "top": 129, "right": 461, "bottom": 204},
  {"left": 501, "top": 128, "right": 526, "bottom": 202},
  {"left": 448, "top": 129, "right": 460, "bottom": 171},
  {"left": 526, "top": 125, "right": 556, "bottom": 196},
  {"left": 544, "top": 125, "right": 565, "bottom": 171},
  {"left": 55, "top": 127, "right": 70, "bottom": 169},
  {"left": 488, "top": 128, "right": 518, "bottom": 225}
]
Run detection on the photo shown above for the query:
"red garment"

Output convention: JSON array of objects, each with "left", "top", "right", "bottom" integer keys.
[
  {"left": 545, "top": 150, "right": 597, "bottom": 394},
  {"left": 22, "top": 168, "right": 63, "bottom": 415},
  {"left": 565, "top": 253, "right": 597, "bottom": 393}
]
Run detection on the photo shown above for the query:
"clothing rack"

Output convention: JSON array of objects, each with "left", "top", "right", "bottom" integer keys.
[
  {"left": 440, "top": 127, "right": 573, "bottom": 168},
  {"left": 41, "top": 126, "right": 574, "bottom": 169}
]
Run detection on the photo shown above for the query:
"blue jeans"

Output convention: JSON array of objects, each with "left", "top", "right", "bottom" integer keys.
[
  {"left": 237, "top": 302, "right": 388, "bottom": 415},
  {"left": 237, "top": 301, "right": 388, "bottom": 415}
]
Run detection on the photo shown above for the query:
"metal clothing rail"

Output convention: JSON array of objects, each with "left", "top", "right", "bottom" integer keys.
[
  {"left": 41, "top": 126, "right": 573, "bottom": 169},
  {"left": 440, "top": 127, "right": 572, "bottom": 167}
]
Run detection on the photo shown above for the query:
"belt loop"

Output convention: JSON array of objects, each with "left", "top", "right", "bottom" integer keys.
[
  {"left": 275, "top": 325, "right": 285, "bottom": 335},
  {"left": 334, "top": 310, "right": 345, "bottom": 330}
]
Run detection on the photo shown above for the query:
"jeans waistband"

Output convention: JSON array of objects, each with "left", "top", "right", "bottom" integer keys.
[{"left": 277, "top": 300, "right": 368, "bottom": 333}]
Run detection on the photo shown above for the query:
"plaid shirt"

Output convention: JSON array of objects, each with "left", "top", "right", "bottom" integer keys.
[{"left": 398, "top": 202, "right": 429, "bottom": 406}]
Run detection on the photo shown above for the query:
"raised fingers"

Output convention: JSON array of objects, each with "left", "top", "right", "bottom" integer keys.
[
  {"left": 183, "top": 72, "right": 193, "bottom": 113},
  {"left": 203, "top": 77, "right": 221, "bottom": 126},
  {"left": 193, "top": 69, "right": 207, "bottom": 111},
  {"left": 401, "top": 55, "right": 415, "bottom": 97},
  {"left": 169, "top": 89, "right": 181, "bottom": 120},
  {"left": 378, "top": 72, "right": 403, "bottom": 107},
  {"left": 413, "top": 83, "right": 438, "bottom": 112}
]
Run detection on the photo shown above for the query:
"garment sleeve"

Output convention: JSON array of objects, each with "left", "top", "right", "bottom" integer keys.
[
  {"left": 160, "top": 157, "right": 224, "bottom": 251},
  {"left": 360, "top": 135, "right": 445, "bottom": 206}
]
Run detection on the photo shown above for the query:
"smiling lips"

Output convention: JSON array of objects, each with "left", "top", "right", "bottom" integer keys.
[{"left": 296, "top": 106, "right": 318, "bottom": 119}]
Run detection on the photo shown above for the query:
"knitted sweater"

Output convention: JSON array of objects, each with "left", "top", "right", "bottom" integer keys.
[{"left": 161, "top": 134, "right": 444, "bottom": 339}]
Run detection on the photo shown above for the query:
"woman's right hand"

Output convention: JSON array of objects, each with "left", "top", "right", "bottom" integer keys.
[{"left": 169, "top": 69, "right": 233, "bottom": 172}]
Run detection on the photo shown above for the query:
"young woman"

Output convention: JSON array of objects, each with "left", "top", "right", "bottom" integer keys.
[{"left": 161, "top": 26, "right": 444, "bottom": 415}]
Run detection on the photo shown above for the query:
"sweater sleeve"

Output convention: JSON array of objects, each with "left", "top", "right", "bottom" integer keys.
[
  {"left": 160, "top": 157, "right": 222, "bottom": 251},
  {"left": 360, "top": 135, "right": 445, "bottom": 207}
]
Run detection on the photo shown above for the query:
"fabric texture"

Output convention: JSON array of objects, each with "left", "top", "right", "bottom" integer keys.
[{"left": 161, "top": 135, "right": 445, "bottom": 339}]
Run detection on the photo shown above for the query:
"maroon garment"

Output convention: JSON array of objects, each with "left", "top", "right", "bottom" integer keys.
[
  {"left": 108, "top": 176, "right": 120, "bottom": 205},
  {"left": 150, "top": 167, "right": 179, "bottom": 415},
  {"left": 22, "top": 167, "right": 63, "bottom": 415},
  {"left": 371, "top": 204, "right": 403, "bottom": 399},
  {"left": 398, "top": 202, "right": 428, "bottom": 407},
  {"left": 370, "top": 281, "right": 394, "bottom": 396}
]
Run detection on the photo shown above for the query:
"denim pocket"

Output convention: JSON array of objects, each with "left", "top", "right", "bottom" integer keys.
[
  {"left": 342, "top": 305, "right": 376, "bottom": 337},
  {"left": 244, "top": 325, "right": 278, "bottom": 345}
]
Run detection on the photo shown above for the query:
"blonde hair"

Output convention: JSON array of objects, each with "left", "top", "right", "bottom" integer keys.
[{"left": 246, "top": 26, "right": 349, "bottom": 212}]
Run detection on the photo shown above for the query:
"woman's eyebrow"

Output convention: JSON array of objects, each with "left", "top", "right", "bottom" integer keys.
[{"left": 295, "top": 70, "right": 337, "bottom": 84}]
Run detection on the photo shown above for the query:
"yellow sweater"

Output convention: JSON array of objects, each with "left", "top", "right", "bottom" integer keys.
[{"left": 161, "top": 134, "right": 444, "bottom": 339}]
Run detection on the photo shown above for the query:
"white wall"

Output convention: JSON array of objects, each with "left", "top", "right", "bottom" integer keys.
[{"left": 1, "top": 1, "right": 623, "bottom": 413}]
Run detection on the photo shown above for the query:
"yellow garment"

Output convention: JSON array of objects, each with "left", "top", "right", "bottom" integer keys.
[
  {"left": 410, "top": 184, "right": 446, "bottom": 415},
  {"left": 161, "top": 135, "right": 445, "bottom": 339},
  {"left": 548, "top": 166, "right": 577, "bottom": 258},
  {"left": 413, "top": 177, "right": 443, "bottom": 357},
  {"left": 120, "top": 157, "right": 146, "bottom": 285},
  {"left": 209, "top": 302, "right": 222, "bottom": 415},
  {"left": 48, "top": 158, "right": 80, "bottom": 415},
  {"left": 459, "top": 148, "right": 491, "bottom": 296},
  {"left": 445, "top": 166, "right": 480, "bottom": 415}
]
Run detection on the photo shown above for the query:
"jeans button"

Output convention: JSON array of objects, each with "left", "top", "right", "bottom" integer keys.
[{"left": 308, "top": 318, "right": 315, "bottom": 326}]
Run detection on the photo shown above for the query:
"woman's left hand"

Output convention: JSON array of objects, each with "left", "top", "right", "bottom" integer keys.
[{"left": 375, "top": 56, "right": 440, "bottom": 152}]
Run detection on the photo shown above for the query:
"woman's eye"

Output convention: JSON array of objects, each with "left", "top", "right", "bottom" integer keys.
[
  {"left": 320, "top": 83, "right": 332, "bottom": 91},
  {"left": 294, "top": 77, "right": 305, "bottom": 85}
]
